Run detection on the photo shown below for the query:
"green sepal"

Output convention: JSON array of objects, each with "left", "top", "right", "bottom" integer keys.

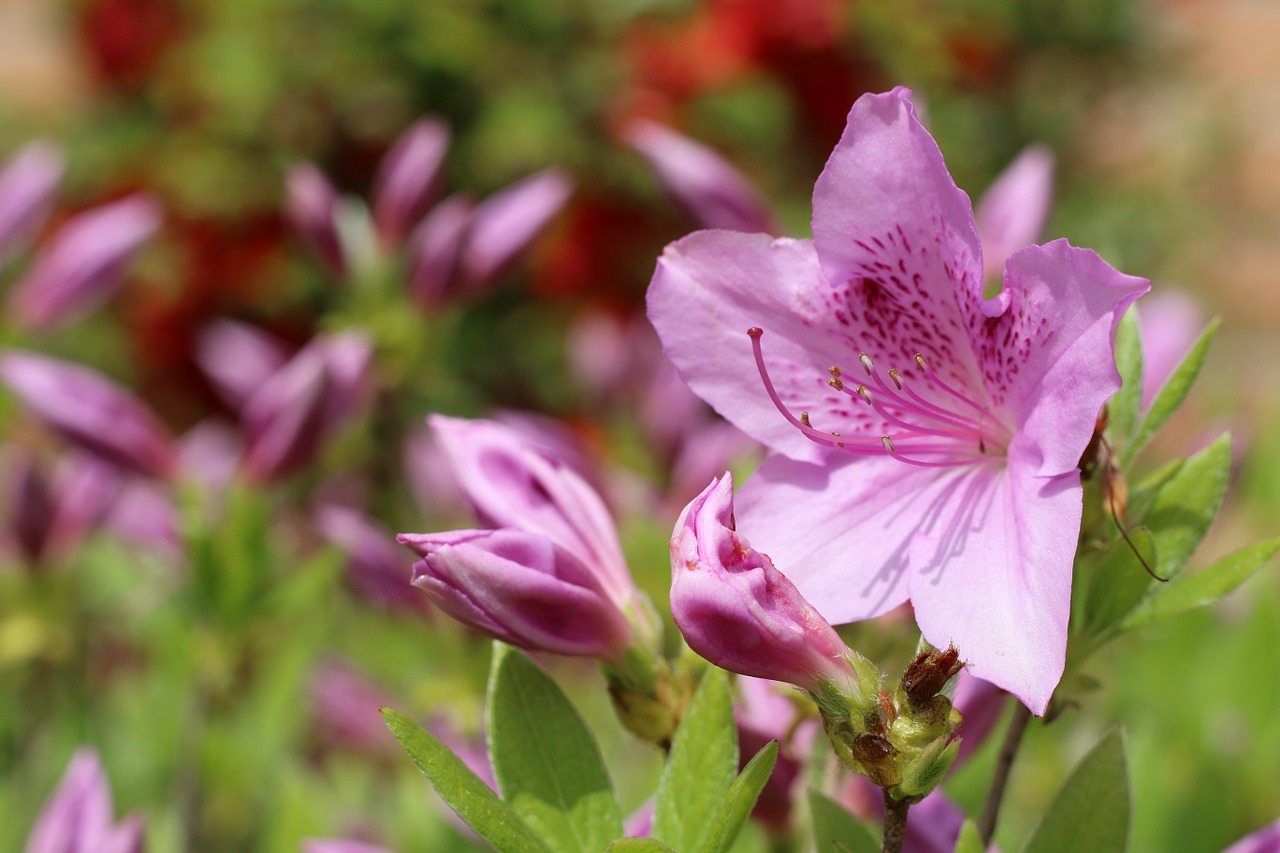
[
  {"left": 652, "top": 668, "right": 737, "bottom": 852},
  {"left": 381, "top": 708, "right": 551, "bottom": 853},
  {"left": 954, "top": 819, "right": 984, "bottom": 853},
  {"left": 696, "top": 741, "right": 779, "bottom": 853},
  {"left": 892, "top": 735, "right": 960, "bottom": 800},
  {"left": 1121, "top": 536, "right": 1280, "bottom": 631},
  {"left": 1021, "top": 727, "right": 1130, "bottom": 853},
  {"left": 808, "top": 788, "right": 879, "bottom": 853},
  {"left": 486, "top": 643, "right": 623, "bottom": 853}
]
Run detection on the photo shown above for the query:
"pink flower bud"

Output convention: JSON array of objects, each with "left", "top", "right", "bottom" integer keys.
[
  {"left": 975, "top": 144, "right": 1053, "bottom": 283},
  {"left": 429, "top": 415, "right": 634, "bottom": 610},
  {"left": 302, "top": 840, "right": 395, "bottom": 853},
  {"left": 406, "top": 193, "right": 473, "bottom": 306},
  {"left": 624, "top": 119, "right": 775, "bottom": 234},
  {"left": 371, "top": 118, "right": 450, "bottom": 247},
  {"left": 670, "top": 473, "right": 859, "bottom": 692},
  {"left": 314, "top": 504, "right": 431, "bottom": 615},
  {"left": 10, "top": 194, "right": 161, "bottom": 331},
  {"left": 1, "top": 450, "right": 121, "bottom": 566},
  {"left": 398, "top": 528, "right": 633, "bottom": 661},
  {"left": 195, "top": 320, "right": 290, "bottom": 410},
  {"left": 0, "top": 141, "right": 63, "bottom": 261},
  {"left": 458, "top": 168, "right": 571, "bottom": 289},
  {"left": 0, "top": 351, "right": 176, "bottom": 479},
  {"left": 285, "top": 162, "right": 346, "bottom": 275},
  {"left": 26, "top": 749, "right": 144, "bottom": 853}
]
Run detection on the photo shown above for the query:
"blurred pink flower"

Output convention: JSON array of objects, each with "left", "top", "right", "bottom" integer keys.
[
  {"left": 309, "top": 659, "right": 399, "bottom": 753},
  {"left": 195, "top": 320, "right": 291, "bottom": 410},
  {"left": 25, "top": 748, "right": 144, "bottom": 853},
  {"left": 624, "top": 119, "right": 775, "bottom": 233},
  {"left": 0, "top": 141, "right": 64, "bottom": 262},
  {"left": 1136, "top": 288, "right": 1204, "bottom": 408},
  {"left": 457, "top": 168, "right": 572, "bottom": 289},
  {"left": 1223, "top": 817, "right": 1280, "bottom": 853},
  {"left": 314, "top": 504, "right": 431, "bottom": 615},
  {"left": 371, "top": 118, "right": 449, "bottom": 248},
  {"left": 302, "top": 840, "right": 395, "bottom": 853},
  {"left": 0, "top": 450, "right": 121, "bottom": 566},
  {"left": 0, "top": 350, "right": 176, "bottom": 479},
  {"left": 974, "top": 145, "right": 1054, "bottom": 284},
  {"left": 406, "top": 193, "right": 473, "bottom": 306},
  {"left": 286, "top": 163, "right": 346, "bottom": 275},
  {"left": 648, "top": 88, "right": 1148, "bottom": 714},
  {"left": 10, "top": 194, "right": 161, "bottom": 331}
]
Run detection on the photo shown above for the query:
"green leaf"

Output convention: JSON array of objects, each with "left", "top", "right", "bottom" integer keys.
[
  {"left": 1082, "top": 435, "right": 1231, "bottom": 638},
  {"left": 1021, "top": 727, "right": 1130, "bottom": 853},
  {"left": 606, "top": 840, "right": 677, "bottom": 852},
  {"left": 697, "top": 741, "right": 779, "bottom": 853},
  {"left": 808, "top": 788, "right": 879, "bottom": 853},
  {"left": 486, "top": 644, "right": 623, "bottom": 853},
  {"left": 381, "top": 708, "right": 550, "bottom": 853},
  {"left": 1107, "top": 306, "right": 1144, "bottom": 445},
  {"left": 1121, "top": 536, "right": 1280, "bottom": 631},
  {"left": 652, "top": 668, "right": 737, "bottom": 851},
  {"left": 1120, "top": 316, "right": 1219, "bottom": 468},
  {"left": 954, "top": 819, "right": 984, "bottom": 853}
]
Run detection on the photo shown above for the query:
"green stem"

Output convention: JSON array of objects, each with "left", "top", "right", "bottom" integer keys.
[{"left": 978, "top": 700, "right": 1033, "bottom": 843}]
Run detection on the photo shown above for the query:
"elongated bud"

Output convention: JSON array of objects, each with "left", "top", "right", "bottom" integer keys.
[
  {"left": 0, "top": 141, "right": 63, "bottom": 261},
  {"left": 975, "top": 144, "right": 1053, "bottom": 283},
  {"left": 458, "top": 168, "right": 571, "bottom": 289},
  {"left": 25, "top": 749, "right": 144, "bottom": 853},
  {"left": 406, "top": 193, "right": 473, "bottom": 306},
  {"left": 285, "top": 162, "right": 346, "bottom": 275},
  {"left": 397, "top": 528, "right": 633, "bottom": 662},
  {"left": 371, "top": 118, "right": 449, "bottom": 247}
]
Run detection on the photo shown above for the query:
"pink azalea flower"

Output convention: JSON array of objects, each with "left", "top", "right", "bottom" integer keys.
[
  {"left": 25, "top": 748, "right": 144, "bottom": 853},
  {"left": 647, "top": 88, "right": 1149, "bottom": 713},
  {"left": 285, "top": 163, "right": 346, "bottom": 275},
  {"left": 0, "top": 141, "right": 64, "bottom": 262}
]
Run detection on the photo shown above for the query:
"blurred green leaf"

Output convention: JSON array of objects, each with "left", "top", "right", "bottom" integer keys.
[
  {"left": 1107, "top": 307, "right": 1143, "bottom": 445},
  {"left": 486, "top": 644, "right": 623, "bottom": 853},
  {"left": 809, "top": 788, "right": 879, "bottom": 853},
  {"left": 954, "top": 818, "right": 984, "bottom": 853},
  {"left": 1120, "top": 317, "right": 1220, "bottom": 468},
  {"left": 606, "top": 840, "right": 677, "bottom": 852},
  {"left": 1121, "top": 537, "right": 1280, "bottom": 631},
  {"left": 697, "top": 741, "right": 779, "bottom": 853},
  {"left": 1021, "top": 726, "right": 1130, "bottom": 853},
  {"left": 382, "top": 707, "right": 550, "bottom": 853},
  {"left": 652, "top": 668, "right": 736, "bottom": 851}
]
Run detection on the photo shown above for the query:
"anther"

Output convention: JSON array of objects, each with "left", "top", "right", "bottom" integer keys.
[
  {"left": 747, "top": 327, "right": 763, "bottom": 338},
  {"left": 800, "top": 411, "right": 812, "bottom": 427},
  {"left": 855, "top": 384, "right": 873, "bottom": 405},
  {"left": 829, "top": 366, "right": 842, "bottom": 377},
  {"left": 914, "top": 353, "right": 928, "bottom": 371},
  {"left": 828, "top": 377, "right": 844, "bottom": 391},
  {"left": 888, "top": 368, "right": 903, "bottom": 390},
  {"left": 881, "top": 435, "right": 896, "bottom": 453},
  {"left": 858, "top": 353, "right": 874, "bottom": 375}
]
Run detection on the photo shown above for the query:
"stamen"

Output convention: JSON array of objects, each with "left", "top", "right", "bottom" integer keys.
[
  {"left": 828, "top": 376, "right": 844, "bottom": 391},
  {"left": 915, "top": 353, "right": 991, "bottom": 420},
  {"left": 829, "top": 366, "right": 842, "bottom": 378},
  {"left": 858, "top": 353, "right": 874, "bottom": 375},
  {"left": 888, "top": 369, "right": 903, "bottom": 390}
]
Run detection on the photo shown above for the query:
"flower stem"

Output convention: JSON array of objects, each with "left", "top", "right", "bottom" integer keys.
[
  {"left": 882, "top": 790, "right": 910, "bottom": 853},
  {"left": 977, "top": 700, "right": 1033, "bottom": 843}
]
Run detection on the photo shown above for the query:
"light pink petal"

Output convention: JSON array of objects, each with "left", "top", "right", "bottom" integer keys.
[
  {"left": 240, "top": 350, "right": 331, "bottom": 481},
  {"left": 975, "top": 145, "right": 1054, "bottom": 281},
  {"left": 983, "top": 241, "right": 1149, "bottom": 478},
  {"left": 459, "top": 168, "right": 571, "bottom": 289},
  {"left": 10, "top": 194, "right": 162, "bottom": 331},
  {"left": 811, "top": 88, "right": 986, "bottom": 393},
  {"left": 649, "top": 231, "right": 868, "bottom": 462},
  {"left": 195, "top": 320, "right": 290, "bottom": 411},
  {"left": 1223, "top": 818, "right": 1280, "bottom": 853},
  {"left": 303, "top": 840, "right": 396, "bottom": 853},
  {"left": 1136, "top": 288, "right": 1204, "bottom": 408},
  {"left": 406, "top": 193, "right": 473, "bottom": 306},
  {"left": 371, "top": 118, "right": 449, "bottom": 247},
  {"left": 0, "top": 141, "right": 63, "bottom": 260},
  {"left": 285, "top": 162, "right": 346, "bottom": 275},
  {"left": 624, "top": 119, "right": 775, "bottom": 233},
  {"left": 25, "top": 749, "right": 114, "bottom": 853},
  {"left": 951, "top": 672, "right": 1006, "bottom": 767}
]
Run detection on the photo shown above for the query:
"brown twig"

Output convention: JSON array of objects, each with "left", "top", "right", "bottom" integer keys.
[
  {"left": 882, "top": 790, "right": 911, "bottom": 853},
  {"left": 977, "top": 700, "right": 1034, "bottom": 843}
]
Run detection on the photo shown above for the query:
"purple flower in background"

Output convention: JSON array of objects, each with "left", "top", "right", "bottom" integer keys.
[
  {"left": 310, "top": 659, "right": 400, "bottom": 753},
  {"left": 735, "top": 675, "right": 818, "bottom": 832},
  {"left": 1223, "top": 818, "right": 1280, "bottom": 853},
  {"left": 624, "top": 119, "right": 775, "bottom": 234},
  {"left": 648, "top": 88, "right": 1149, "bottom": 713},
  {"left": 302, "top": 840, "right": 395, "bottom": 853},
  {"left": 0, "top": 141, "right": 64, "bottom": 262},
  {"left": 285, "top": 163, "right": 346, "bottom": 275},
  {"left": 1136, "top": 288, "right": 1204, "bottom": 408},
  {"left": 406, "top": 193, "right": 473, "bottom": 306},
  {"left": 1, "top": 450, "right": 121, "bottom": 566},
  {"left": 10, "top": 194, "right": 161, "bottom": 331},
  {"left": 456, "top": 168, "right": 572, "bottom": 289},
  {"left": 974, "top": 145, "right": 1054, "bottom": 283},
  {"left": 398, "top": 528, "right": 633, "bottom": 661},
  {"left": 0, "top": 350, "right": 177, "bottom": 479},
  {"left": 315, "top": 504, "right": 432, "bottom": 615},
  {"left": 194, "top": 320, "right": 290, "bottom": 410},
  {"left": 25, "top": 748, "right": 144, "bottom": 853},
  {"left": 669, "top": 473, "right": 863, "bottom": 693},
  {"left": 371, "top": 118, "right": 449, "bottom": 247}
]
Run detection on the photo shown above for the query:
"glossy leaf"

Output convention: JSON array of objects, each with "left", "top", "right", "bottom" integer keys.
[
  {"left": 487, "top": 643, "right": 623, "bottom": 853},
  {"left": 382, "top": 708, "right": 550, "bottom": 853},
  {"left": 1122, "top": 536, "right": 1280, "bottom": 631},
  {"left": 652, "top": 668, "right": 736, "bottom": 851},
  {"left": 809, "top": 788, "right": 879, "bottom": 853},
  {"left": 1021, "top": 727, "right": 1130, "bottom": 853},
  {"left": 1121, "top": 316, "right": 1219, "bottom": 468},
  {"left": 698, "top": 741, "right": 779, "bottom": 853}
]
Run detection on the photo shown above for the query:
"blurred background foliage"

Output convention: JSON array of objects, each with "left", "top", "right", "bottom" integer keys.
[{"left": 0, "top": 0, "right": 1276, "bottom": 850}]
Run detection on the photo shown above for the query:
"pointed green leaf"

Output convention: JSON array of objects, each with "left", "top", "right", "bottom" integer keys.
[
  {"left": 1121, "top": 536, "right": 1280, "bottom": 631},
  {"left": 808, "top": 788, "right": 879, "bottom": 853},
  {"left": 1121, "top": 316, "right": 1219, "bottom": 468},
  {"left": 606, "top": 840, "right": 677, "bottom": 852},
  {"left": 487, "top": 644, "right": 623, "bottom": 853},
  {"left": 652, "top": 668, "right": 736, "bottom": 851},
  {"left": 1107, "top": 306, "right": 1144, "bottom": 445},
  {"left": 1021, "top": 727, "right": 1129, "bottom": 853},
  {"left": 697, "top": 741, "right": 779, "bottom": 853},
  {"left": 954, "top": 819, "right": 984, "bottom": 853},
  {"left": 381, "top": 708, "right": 550, "bottom": 853}
]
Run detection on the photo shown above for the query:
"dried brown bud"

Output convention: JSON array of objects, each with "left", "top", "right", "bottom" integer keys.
[
  {"left": 901, "top": 645, "right": 965, "bottom": 705},
  {"left": 852, "top": 732, "right": 902, "bottom": 788}
]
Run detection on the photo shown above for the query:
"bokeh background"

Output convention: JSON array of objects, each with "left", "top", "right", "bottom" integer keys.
[{"left": 0, "top": 0, "right": 1276, "bottom": 850}]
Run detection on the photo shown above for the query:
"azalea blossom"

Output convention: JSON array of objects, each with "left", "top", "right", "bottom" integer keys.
[{"left": 647, "top": 88, "right": 1149, "bottom": 713}]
